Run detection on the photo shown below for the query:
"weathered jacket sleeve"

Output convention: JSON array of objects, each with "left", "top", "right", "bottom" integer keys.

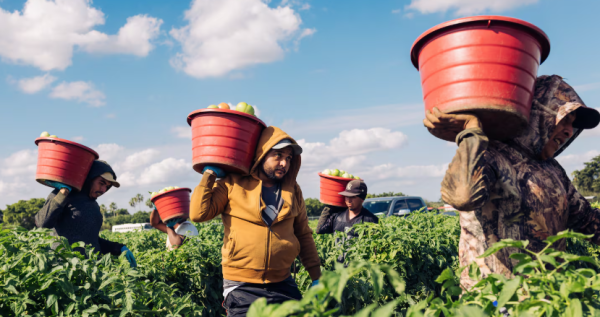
[
  {"left": 441, "top": 128, "right": 498, "bottom": 211},
  {"left": 35, "top": 190, "right": 69, "bottom": 229},
  {"left": 98, "top": 238, "right": 125, "bottom": 256},
  {"left": 293, "top": 186, "right": 322, "bottom": 281},
  {"left": 190, "top": 171, "right": 230, "bottom": 223},
  {"left": 316, "top": 206, "right": 344, "bottom": 234},
  {"left": 564, "top": 174, "right": 600, "bottom": 244}
]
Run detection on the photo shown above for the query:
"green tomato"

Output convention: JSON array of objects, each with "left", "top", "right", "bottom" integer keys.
[
  {"left": 331, "top": 169, "right": 340, "bottom": 177},
  {"left": 40, "top": 131, "right": 50, "bottom": 137},
  {"left": 49, "top": 135, "right": 58, "bottom": 138},
  {"left": 322, "top": 169, "right": 331, "bottom": 175},
  {"left": 354, "top": 176, "right": 360, "bottom": 179},
  {"left": 207, "top": 105, "right": 218, "bottom": 109},
  {"left": 341, "top": 173, "right": 350, "bottom": 179},
  {"left": 236, "top": 102, "right": 255, "bottom": 115}
]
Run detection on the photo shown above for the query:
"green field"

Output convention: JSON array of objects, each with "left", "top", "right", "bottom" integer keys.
[{"left": 2, "top": 206, "right": 600, "bottom": 316}]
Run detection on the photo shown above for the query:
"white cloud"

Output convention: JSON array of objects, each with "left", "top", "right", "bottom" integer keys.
[
  {"left": 366, "top": 163, "right": 449, "bottom": 180},
  {"left": 391, "top": 9, "right": 402, "bottom": 14},
  {"left": 297, "top": 127, "right": 408, "bottom": 168},
  {"left": 95, "top": 143, "right": 125, "bottom": 162},
  {"left": 169, "top": 0, "right": 310, "bottom": 78},
  {"left": 172, "top": 126, "right": 192, "bottom": 139},
  {"left": 137, "top": 158, "right": 189, "bottom": 185},
  {"left": 1, "top": 150, "right": 37, "bottom": 177},
  {"left": 405, "top": 0, "right": 539, "bottom": 15},
  {"left": 121, "top": 149, "right": 160, "bottom": 171},
  {"left": 17, "top": 74, "right": 57, "bottom": 94},
  {"left": 79, "top": 15, "right": 163, "bottom": 56},
  {"left": 0, "top": 0, "right": 162, "bottom": 71},
  {"left": 50, "top": 81, "right": 106, "bottom": 107},
  {"left": 557, "top": 150, "right": 600, "bottom": 168},
  {"left": 71, "top": 136, "right": 84, "bottom": 142},
  {"left": 294, "top": 28, "right": 316, "bottom": 49}
]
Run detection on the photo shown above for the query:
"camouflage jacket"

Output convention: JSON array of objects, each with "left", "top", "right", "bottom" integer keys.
[{"left": 441, "top": 75, "right": 600, "bottom": 289}]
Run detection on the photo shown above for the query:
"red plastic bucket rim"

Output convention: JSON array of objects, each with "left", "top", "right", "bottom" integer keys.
[
  {"left": 318, "top": 172, "right": 361, "bottom": 181},
  {"left": 150, "top": 187, "right": 192, "bottom": 203},
  {"left": 35, "top": 137, "right": 100, "bottom": 159},
  {"left": 186, "top": 108, "right": 267, "bottom": 127},
  {"left": 410, "top": 15, "right": 551, "bottom": 69}
]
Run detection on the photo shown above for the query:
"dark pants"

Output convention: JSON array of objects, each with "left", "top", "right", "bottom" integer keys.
[{"left": 223, "top": 277, "right": 302, "bottom": 317}]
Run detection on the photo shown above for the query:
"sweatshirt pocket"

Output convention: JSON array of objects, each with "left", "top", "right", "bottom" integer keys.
[{"left": 226, "top": 231, "right": 237, "bottom": 259}]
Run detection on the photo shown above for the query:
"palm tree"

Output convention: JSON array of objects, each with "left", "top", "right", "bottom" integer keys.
[{"left": 128, "top": 194, "right": 145, "bottom": 212}]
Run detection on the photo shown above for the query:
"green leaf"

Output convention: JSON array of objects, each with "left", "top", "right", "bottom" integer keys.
[
  {"left": 546, "top": 230, "right": 593, "bottom": 244},
  {"left": 46, "top": 294, "right": 58, "bottom": 308},
  {"left": 497, "top": 276, "right": 521, "bottom": 309},
  {"left": 435, "top": 268, "right": 454, "bottom": 283},
  {"left": 478, "top": 239, "right": 529, "bottom": 259},
  {"left": 567, "top": 298, "right": 583, "bottom": 317},
  {"left": 371, "top": 299, "right": 399, "bottom": 317},
  {"left": 353, "top": 303, "right": 378, "bottom": 317}
]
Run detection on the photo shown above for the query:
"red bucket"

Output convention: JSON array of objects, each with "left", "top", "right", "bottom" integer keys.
[
  {"left": 411, "top": 16, "right": 551, "bottom": 141},
  {"left": 318, "top": 173, "right": 355, "bottom": 207},
  {"left": 150, "top": 188, "right": 192, "bottom": 222},
  {"left": 187, "top": 109, "right": 266, "bottom": 175},
  {"left": 35, "top": 137, "right": 99, "bottom": 192}
]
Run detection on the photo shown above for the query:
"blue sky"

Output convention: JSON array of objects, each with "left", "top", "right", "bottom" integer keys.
[{"left": 1, "top": 0, "right": 600, "bottom": 212}]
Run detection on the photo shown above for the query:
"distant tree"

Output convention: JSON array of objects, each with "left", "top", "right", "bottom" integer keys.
[
  {"left": 117, "top": 208, "right": 129, "bottom": 216},
  {"left": 145, "top": 198, "right": 154, "bottom": 210},
  {"left": 131, "top": 211, "right": 150, "bottom": 223},
  {"left": 366, "top": 192, "right": 405, "bottom": 199},
  {"left": 573, "top": 155, "right": 600, "bottom": 198},
  {"left": 99, "top": 204, "right": 108, "bottom": 219},
  {"left": 304, "top": 198, "right": 325, "bottom": 217},
  {"left": 1, "top": 198, "right": 45, "bottom": 230},
  {"left": 129, "top": 194, "right": 144, "bottom": 212},
  {"left": 108, "top": 202, "right": 118, "bottom": 218}
]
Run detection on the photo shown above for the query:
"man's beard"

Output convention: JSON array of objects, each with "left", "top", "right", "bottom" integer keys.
[{"left": 261, "top": 164, "right": 285, "bottom": 182}]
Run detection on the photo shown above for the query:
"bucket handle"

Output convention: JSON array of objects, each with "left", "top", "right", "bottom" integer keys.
[{"left": 487, "top": 20, "right": 491, "bottom": 28}]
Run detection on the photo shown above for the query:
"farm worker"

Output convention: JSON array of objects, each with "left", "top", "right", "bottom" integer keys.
[
  {"left": 190, "top": 127, "right": 321, "bottom": 317},
  {"left": 149, "top": 208, "right": 198, "bottom": 250},
  {"left": 424, "top": 75, "right": 600, "bottom": 289},
  {"left": 316, "top": 179, "right": 379, "bottom": 262},
  {"left": 35, "top": 160, "right": 137, "bottom": 268}
]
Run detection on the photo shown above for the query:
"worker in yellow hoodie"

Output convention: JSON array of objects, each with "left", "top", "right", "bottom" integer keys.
[{"left": 190, "top": 126, "right": 321, "bottom": 317}]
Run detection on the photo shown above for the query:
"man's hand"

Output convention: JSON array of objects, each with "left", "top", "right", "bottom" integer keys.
[
  {"left": 202, "top": 166, "right": 226, "bottom": 178},
  {"left": 45, "top": 180, "right": 72, "bottom": 195},
  {"left": 423, "top": 107, "right": 482, "bottom": 141}
]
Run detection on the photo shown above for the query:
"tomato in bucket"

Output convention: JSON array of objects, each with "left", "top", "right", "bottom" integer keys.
[
  {"left": 410, "top": 15, "right": 551, "bottom": 141},
  {"left": 187, "top": 109, "right": 266, "bottom": 175},
  {"left": 150, "top": 188, "right": 192, "bottom": 222},
  {"left": 35, "top": 137, "right": 99, "bottom": 192},
  {"left": 319, "top": 173, "right": 357, "bottom": 207}
]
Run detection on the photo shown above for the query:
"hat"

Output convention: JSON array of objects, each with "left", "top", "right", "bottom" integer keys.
[
  {"left": 100, "top": 172, "right": 120, "bottom": 188},
  {"left": 556, "top": 102, "right": 600, "bottom": 130},
  {"left": 271, "top": 139, "right": 303, "bottom": 155},
  {"left": 339, "top": 179, "right": 367, "bottom": 200}
]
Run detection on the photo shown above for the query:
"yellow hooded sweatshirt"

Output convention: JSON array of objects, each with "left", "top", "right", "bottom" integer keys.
[{"left": 190, "top": 126, "right": 321, "bottom": 284}]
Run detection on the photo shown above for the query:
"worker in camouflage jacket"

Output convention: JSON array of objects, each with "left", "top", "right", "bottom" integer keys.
[{"left": 424, "top": 75, "right": 600, "bottom": 289}]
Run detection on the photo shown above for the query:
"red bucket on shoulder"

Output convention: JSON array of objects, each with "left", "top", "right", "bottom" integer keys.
[
  {"left": 411, "top": 15, "right": 551, "bottom": 141},
  {"left": 318, "top": 173, "right": 357, "bottom": 208},
  {"left": 187, "top": 109, "right": 267, "bottom": 175},
  {"left": 150, "top": 188, "right": 192, "bottom": 222},
  {"left": 35, "top": 137, "right": 99, "bottom": 192}
]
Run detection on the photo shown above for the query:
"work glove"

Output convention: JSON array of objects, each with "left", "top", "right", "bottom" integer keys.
[
  {"left": 121, "top": 246, "right": 137, "bottom": 268},
  {"left": 202, "top": 166, "right": 226, "bottom": 178},
  {"left": 166, "top": 218, "right": 181, "bottom": 228},
  {"left": 311, "top": 280, "right": 320, "bottom": 287},
  {"left": 45, "top": 180, "right": 72, "bottom": 192}
]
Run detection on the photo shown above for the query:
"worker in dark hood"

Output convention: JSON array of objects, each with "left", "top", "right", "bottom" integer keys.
[
  {"left": 35, "top": 160, "right": 137, "bottom": 268},
  {"left": 424, "top": 75, "right": 600, "bottom": 289}
]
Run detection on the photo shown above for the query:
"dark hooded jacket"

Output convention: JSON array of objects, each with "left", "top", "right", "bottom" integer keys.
[
  {"left": 35, "top": 160, "right": 124, "bottom": 255},
  {"left": 442, "top": 75, "right": 600, "bottom": 288}
]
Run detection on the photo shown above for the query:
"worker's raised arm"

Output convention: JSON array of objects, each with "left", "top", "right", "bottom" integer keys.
[
  {"left": 190, "top": 170, "right": 230, "bottom": 223},
  {"left": 35, "top": 188, "right": 70, "bottom": 229},
  {"left": 441, "top": 127, "right": 498, "bottom": 211}
]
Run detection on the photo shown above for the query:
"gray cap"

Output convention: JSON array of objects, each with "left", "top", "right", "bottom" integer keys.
[{"left": 272, "top": 139, "right": 303, "bottom": 155}]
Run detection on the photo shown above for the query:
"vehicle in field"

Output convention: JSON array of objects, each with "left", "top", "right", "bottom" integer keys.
[
  {"left": 364, "top": 196, "right": 427, "bottom": 217},
  {"left": 111, "top": 223, "right": 153, "bottom": 233}
]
